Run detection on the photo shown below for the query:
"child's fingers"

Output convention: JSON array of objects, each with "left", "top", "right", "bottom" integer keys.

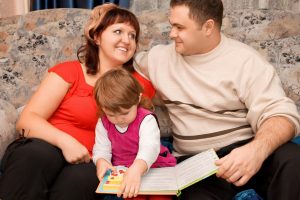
[
  {"left": 109, "top": 165, "right": 117, "bottom": 173},
  {"left": 117, "top": 182, "right": 126, "bottom": 198},
  {"left": 134, "top": 185, "right": 139, "bottom": 197},
  {"left": 123, "top": 185, "right": 132, "bottom": 199}
]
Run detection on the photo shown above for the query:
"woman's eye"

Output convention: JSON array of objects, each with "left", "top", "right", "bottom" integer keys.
[
  {"left": 114, "top": 30, "right": 121, "bottom": 34},
  {"left": 129, "top": 33, "right": 136, "bottom": 40}
]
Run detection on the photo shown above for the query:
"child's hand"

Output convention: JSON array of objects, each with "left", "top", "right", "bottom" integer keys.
[
  {"left": 117, "top": 159, "right": 148, "bottom": 198},
  {"left": 96, "top": 158, "right": 116, "bottom": 182}
]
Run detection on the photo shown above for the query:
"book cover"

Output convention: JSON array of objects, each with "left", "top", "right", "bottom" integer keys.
[{"left": 96, "top": 148, "right": 219, "bottom": 196}]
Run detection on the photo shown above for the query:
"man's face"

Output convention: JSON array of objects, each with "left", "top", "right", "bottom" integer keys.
[{"left": 168, "top": 5, "right": 207, "bottom": 56}]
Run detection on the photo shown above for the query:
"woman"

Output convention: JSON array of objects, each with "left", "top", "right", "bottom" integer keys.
[{"left": 0, "top": 4, "right": 154, "bottom": 200}]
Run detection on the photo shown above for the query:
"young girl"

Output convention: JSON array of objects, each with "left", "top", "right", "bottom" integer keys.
[{"left": 93, "top": 69, "right": 176, "bottom": 200}]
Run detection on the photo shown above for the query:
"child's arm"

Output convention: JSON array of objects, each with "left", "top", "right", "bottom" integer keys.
[
  {"left": 117, "top": 114, "right": 161, "bottom": 198},
  {"left": 136, "top": 114, "right": 161, "bottom": 169},
  {"left": 117, "top": 159, "right": 148, "bottom": 198},
  {"left": 93, "top": 119, "right": 114, "bottom": 181}
]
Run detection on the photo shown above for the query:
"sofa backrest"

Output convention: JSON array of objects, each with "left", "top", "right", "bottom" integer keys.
[{"left": 0, "top": 8, "right": 299, "bottom": 111}]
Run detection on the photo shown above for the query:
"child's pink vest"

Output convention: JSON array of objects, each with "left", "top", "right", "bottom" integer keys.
[{"left": 102, "top": 107, "right": 176, "bottom": 168}]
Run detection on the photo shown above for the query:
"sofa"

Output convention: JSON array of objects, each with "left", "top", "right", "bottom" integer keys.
[{"left": 0, "top": 7, "right": 300, "bottom": 160}]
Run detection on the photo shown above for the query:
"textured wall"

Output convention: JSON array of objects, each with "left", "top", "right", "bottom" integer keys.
[
  {"left": 130, "top": 0, "right": 300, "bottom": 112},
  {"left": 0, "top": 2, "right": 299, "bottom": 157},
  {"left": 130, "top": 0, "right": 300, "bottom": 12}
]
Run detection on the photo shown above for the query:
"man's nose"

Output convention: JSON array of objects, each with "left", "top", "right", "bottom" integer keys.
[{"left": 169, "top": 28, "right": 177, "bottom": 39}]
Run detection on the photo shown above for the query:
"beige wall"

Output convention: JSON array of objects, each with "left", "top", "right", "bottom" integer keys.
[
  {"left": 130, "top": 0, "right": 300, "bottom": 13},
  {"left": 0, "top": 0, "right": 30, "bottom": 18}
]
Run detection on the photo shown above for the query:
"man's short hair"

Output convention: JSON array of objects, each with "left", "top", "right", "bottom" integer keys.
[{"left": 170, "top": 0, "right": 223, "bottom": 28}]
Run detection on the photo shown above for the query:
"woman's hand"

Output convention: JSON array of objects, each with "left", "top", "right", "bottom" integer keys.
[
  {"left": 96, "top": 158, "right": 116, "bottom": 181},
  {"left": 117, "top": 159, "right": 147, "bottom": 198},
  {"left": 58, "top": 134, "right": 91, "bottom": 164}
]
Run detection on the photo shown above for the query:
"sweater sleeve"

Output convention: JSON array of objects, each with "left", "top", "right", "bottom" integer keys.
[
  {"left": 133, "top": 51, "right": 150, "bottom": 79},
  {"left": 136, "top": 115, "right": 161, "bottom": 169},
  {"left": 92, "top": 119, "right": 112, "bottom": 164},
  {"left": 241, "top": 56, "right": 300, "bottom": 135}
]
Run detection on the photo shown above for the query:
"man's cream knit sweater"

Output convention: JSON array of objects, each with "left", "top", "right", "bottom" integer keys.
[{"left": 134, "top": 34, "right": 300, "bottom": 156}]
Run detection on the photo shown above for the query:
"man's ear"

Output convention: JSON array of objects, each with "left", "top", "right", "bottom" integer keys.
[{"left": 202, "top": 19, "right": 215, "bottom": 36}]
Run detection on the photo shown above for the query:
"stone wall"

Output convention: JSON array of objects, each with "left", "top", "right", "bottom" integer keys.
[
  {"left": 130, "top": 0, "right": 300, "bottom": 111},
  {"left": 129, "top": 0, "right": 300, "bottom": 12},
  {"left": 0, "top": 1, "right": 299, "bottom": 157}
]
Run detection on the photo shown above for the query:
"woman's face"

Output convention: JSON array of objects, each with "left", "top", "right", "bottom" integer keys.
[{"left": 96, "top": 23, "right": 137, "bottom": 68}]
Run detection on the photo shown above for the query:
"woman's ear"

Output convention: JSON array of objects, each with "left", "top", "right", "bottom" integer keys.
[
  {"left": 94, "top": 34, "right": 101, "bottom": 45},
  {"left": 139, "top": 93, "right": 142, "bottom": 102}
]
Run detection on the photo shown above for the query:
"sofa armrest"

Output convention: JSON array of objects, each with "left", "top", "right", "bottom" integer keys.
[{"left": 0, "top": 99, "right": 18, "bottom": 159}]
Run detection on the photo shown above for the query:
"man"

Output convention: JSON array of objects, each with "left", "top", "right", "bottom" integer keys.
[{"left": 134, "top": 0, "right": 300, "bottom": 199}]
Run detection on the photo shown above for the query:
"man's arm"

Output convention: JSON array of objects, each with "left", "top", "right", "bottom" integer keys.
[
  {"left": 216, "top": 116, "right": 295, "bottom": 186},
  {"left": 133, "top": 51, "right": 150, "bottom": 79}
]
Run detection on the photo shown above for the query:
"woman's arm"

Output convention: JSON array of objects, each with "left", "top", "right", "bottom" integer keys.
[{"left": 16, "top": 72, "right": 90, "bottom": 164}]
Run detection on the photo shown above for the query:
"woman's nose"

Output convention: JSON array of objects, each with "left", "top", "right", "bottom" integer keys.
[{"left": 122, "top": 34, "right": 130, "bottom": 44}]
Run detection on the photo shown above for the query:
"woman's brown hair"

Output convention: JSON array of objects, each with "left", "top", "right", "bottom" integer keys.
[
  {"left": 77, "top": 3, "right": 140, "bottom": 75},
  {"left": 94, "top": 68, "right": 153, "bottom": 116}
]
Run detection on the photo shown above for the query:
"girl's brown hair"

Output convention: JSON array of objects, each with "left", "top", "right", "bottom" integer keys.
[
  {"left": 77, "top": 3, "right": 140, "bottom": 75},
  {"left": 94, "top": 68, "right": 153, "bottom": 116}
]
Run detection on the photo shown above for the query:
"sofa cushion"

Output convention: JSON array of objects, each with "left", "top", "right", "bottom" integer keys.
[{"left": 0, "top": 99, "right": 18, "bottom": 159}]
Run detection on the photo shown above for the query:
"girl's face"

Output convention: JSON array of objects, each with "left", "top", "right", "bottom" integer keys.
[
  {"left": 103, "top": 105, "right": 138, "bottom": 128},
  {"left": 96, "top": 23, "right": 137, "bottom": 68}
]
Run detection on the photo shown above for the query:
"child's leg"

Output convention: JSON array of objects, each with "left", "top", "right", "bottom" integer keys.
[{"left": 149, "top": 195, "right": 173, "bottom": 200}]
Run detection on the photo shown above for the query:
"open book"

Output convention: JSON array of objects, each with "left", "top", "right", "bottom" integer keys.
[{"left": 96, "top": 149, "right": 219, "bottom": 196}]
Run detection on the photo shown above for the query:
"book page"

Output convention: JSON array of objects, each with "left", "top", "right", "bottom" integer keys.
[
  {"left": 96, "top": 166, "right": 178, "bottom": 195},
  {"left": 175, "top": 149, "right": 219, "bottom": 189},
  {"left": 140, "top": 167, "right": 178, "bottom": 193}
]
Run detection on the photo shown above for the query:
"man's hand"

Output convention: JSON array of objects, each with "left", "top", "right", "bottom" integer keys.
[
  {"left": 216, "top": 116, "right": 295, "bottom": 186},
  {"left": 96, "top": 158, "right": 116, "bottom": 182},
  {"left": 215, "top": 141, "right": 266, "bottom": 186},
  {"left": 117, "top": 159, "right": 147, "bottom": 198}
]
